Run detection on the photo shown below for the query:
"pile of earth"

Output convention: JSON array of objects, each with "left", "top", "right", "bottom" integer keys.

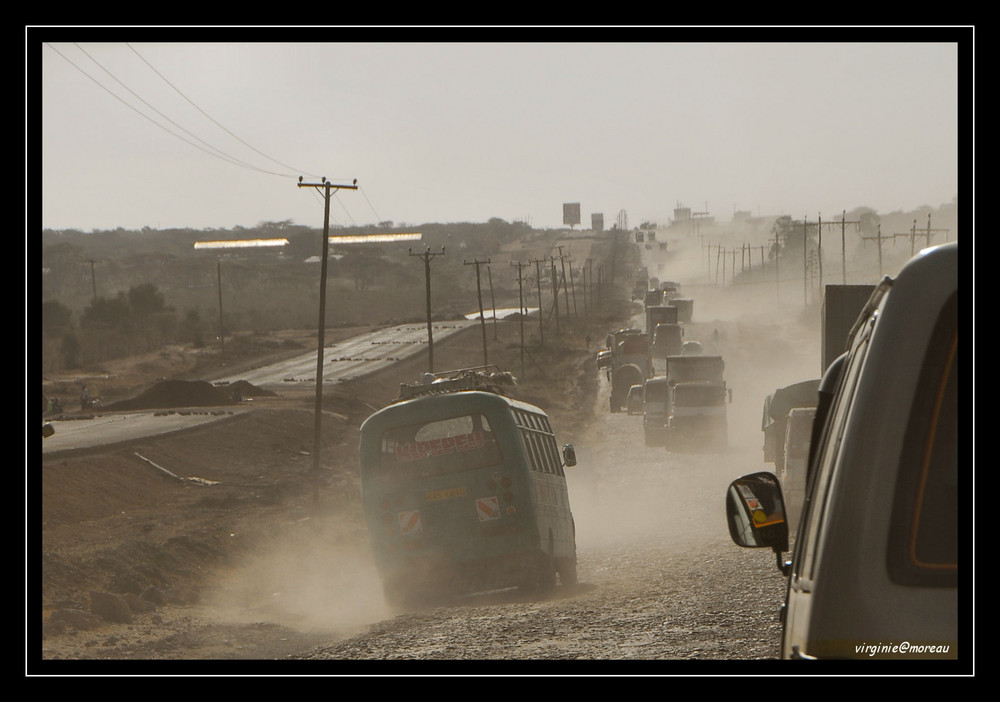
[{"left": 101, "top": 379, "right": 275, "bottom": 412}]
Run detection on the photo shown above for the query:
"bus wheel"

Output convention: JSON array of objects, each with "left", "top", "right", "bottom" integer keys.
[
  {"left": 519, "top": 556, "right": 556, "bottom": 593},
  {"left": 556, "top": 557, "right": 577, "bottom": 587}
]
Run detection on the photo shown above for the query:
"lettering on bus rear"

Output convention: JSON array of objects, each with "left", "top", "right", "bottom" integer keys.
[
  {"left": 395, "top": 430, "right": 486, "bottom": 463},
  {"left": 379, "top": 414, "right": 502, "bottom": 480}
]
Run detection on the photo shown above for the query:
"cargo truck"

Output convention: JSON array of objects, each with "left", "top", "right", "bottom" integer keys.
[
  {"left": 645, "top": 304, "right": 678, "bottom": 336},
  {"left": 780, "top": 407, "right": 816, "bottom": 531},
  {"left": 761, "top": 379, "right": 820, "bottom": 471},
  {"left": 652, "top": 323, "right": 683, "bottom": 360},
  {"left": 606, "top": 328, "right": 652, "bottom": 413},
  {"left": 671, "top": 298, "right": 694, "bottom": 323},
  {"left": 662, "top": 355, "right": 730, "bottom": 451}
]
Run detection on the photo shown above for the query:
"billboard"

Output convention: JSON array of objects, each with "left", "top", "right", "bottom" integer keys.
[
  {"left": 591, "top": 213, "right": 604, "bottom": 231},
  {"left": 563, "top": 203, "right": 581, "bottom": 227}
]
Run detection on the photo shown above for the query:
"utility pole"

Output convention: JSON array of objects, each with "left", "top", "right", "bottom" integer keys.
[
  {"left": 217, "top": 262, "right": 225, "bottom": 357},
  {"left": 83, "top": 258, "right": 101, "bottom": 299},
  {"left": 877, "top": 224, "right": 883, "bottom": 278},
  {"left": 297, "top": 176, "right": 358, "bottom": 505},
  {"left": 803, "top": 217, "right": 808, "bottom": 306},
  {"left": 586, "top": 258, "right": 594, "bottom": 315},
  {"left": 511, "top": 260, "right": 528, "bottom": 378},
  {"left": 772, "top": 233, "right": 781, "bottom": 302},
  {"left": 410, "top": 247, "right": 446, "bottom": 373},
  {"left": 836, "top": 211, "right": 859, "bottom": 284},
  {"left": 817, "top": 215, "right": 824, "bottom": 292},
  {"left": 568, "top": 258, "right": 578, "bottom": 317},
  {"left": 819, "top": 211, "right": 860, "bottom": 285},
  {"left": 465, "top": 258, "right": 491, "bottom": 366},
  {"left": 556, "top": 246, "right": 571, "bottom": 318},
  {"left": 487, "top": 263, "right": 498, "bottom": 340},
  {"left": 530, "top": 258, "right": 546, "bottom": 346},
  {"left": 549, "top": 256, "right": 561, "bottom": 335},
  {"left": 922, "top": 213, "right": 950, "bottom": 249}
]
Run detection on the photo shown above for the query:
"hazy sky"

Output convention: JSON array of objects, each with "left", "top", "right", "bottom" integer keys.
[{"left": 36, "top": 35, "right": 965, "bottom": 233}]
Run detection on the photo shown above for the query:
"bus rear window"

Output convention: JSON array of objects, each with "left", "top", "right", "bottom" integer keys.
[{"left": 379, "top": 413, "right": 502, "bottom": 479}]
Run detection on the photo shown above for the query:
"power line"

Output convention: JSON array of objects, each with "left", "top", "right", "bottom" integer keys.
[
  {"left": 47, "top": 43, "right": 396, "bottom": 232},
  {"left": 47, "top": 43, "right": 297, "bottom": 178},
  {"left": 126, "top": 43, "right": 318, "bottom": 179}
]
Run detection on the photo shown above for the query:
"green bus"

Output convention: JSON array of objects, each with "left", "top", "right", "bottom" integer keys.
[{"left": 359, "top": 381, "right": 578, "bottom": 608}]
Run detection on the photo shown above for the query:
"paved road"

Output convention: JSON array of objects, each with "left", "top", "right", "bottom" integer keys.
[
  {"left": 211, "top": 320, "right": 477, "bottom": 389},
  {"left": 41, "top": 322, "right": 476, "bottom": 454},
  {"left": 41, "top": 408, "right": 248, "bottom": 454}
]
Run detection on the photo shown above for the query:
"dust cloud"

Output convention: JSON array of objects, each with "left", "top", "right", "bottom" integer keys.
[
  {"left": 567, "top": 230, "right": 822, "bottom": 555},
  {"left": 204, "top": 229, "right": 823, "bottom": 621},
  {"left": 200, "top": 513, "right": 390, "bottom": 636}
]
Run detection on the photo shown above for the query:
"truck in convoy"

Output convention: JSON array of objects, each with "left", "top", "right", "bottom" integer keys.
[
  {"left": 626, "top": 384, "right": 644, "bottom": 415},
  {"left": 660, "top": 281, "right": 680, "bottom": 302},
  {"left": 780, "top": 407, "right": 816, "bottom": 531},
  {"left": 605, "top": 328, "right": 652, "bottom": 413},
  {"left": 661, "top": 355, "right": 730, "bottom": 451},
  {"left": 671, "top": 298, "right": 694, "bottom": 323},
  {"left": 644, "top": 289, "right": 663, "bottom": 308},
  {"left": 641, "top": 376, "right": 670, "bottom": 446},
  {"left": 761, "top": 379, "right": 820, "bottom": 531},
  {"left": 652, "top": 323, "right": 683, "bottom": 360},
  {"left": 761, "top": 379, "right": 820, "bottom": 471},
  {"left": 645, "top": 304, "right": 678, "bottom": 336},
  {"left": 723, "top": 242, "right": 958, "bottom": 661}
]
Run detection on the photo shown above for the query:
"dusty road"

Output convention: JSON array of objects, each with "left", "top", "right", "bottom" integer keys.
[
  {"left": 38, "top": 244, "right": 823, "bottom": 672},
  {"left": 296, "top": 376, "right": 791, "bottom": 668},
  {"left": 290, "top": 265, "right": 822, "bottom": 668}
]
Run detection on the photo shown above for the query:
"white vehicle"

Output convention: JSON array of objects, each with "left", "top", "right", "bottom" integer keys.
[
  {"left": 642, "top": 377, "right": 669, "bottom": 446},
  {"left": 725, "top": 242, "right": 959, "bottom": 661},
  {"left": 626, "top": 384, "right": 644, "bottom": 415},
  {"left": 780, "top": 407, "right": 816, "bottom": 532}
]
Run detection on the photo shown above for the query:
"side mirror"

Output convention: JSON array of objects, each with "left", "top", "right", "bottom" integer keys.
[
  {"left": 562, "top": 444, "right": 577, "bottom": 468},
  {"left": 725, "top": 472, "right": 789, "bottom": 568}
]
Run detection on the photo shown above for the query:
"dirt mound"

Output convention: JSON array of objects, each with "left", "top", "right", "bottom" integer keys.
[{"left": 101, "top": 378, "right": 275, "bottom": 412}]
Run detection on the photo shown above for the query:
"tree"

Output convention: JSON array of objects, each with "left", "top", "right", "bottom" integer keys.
[
  {"left": 82, "top": 293, "right": 133, "bottom": 331},
  {"left": 60, "top": 333, "right": 81, "bottom": 369},
  {"left": 179, "top": 308, "right": 205, "bottom": 347},
  {"left": 340, "top": 249, "right": 384, "bottom": 291},
  {"left": 128, "top": 283, "right": 168, "bottom": 317},
  {"left": 42, "top": 300, "right": 73, "bottom": 333}
]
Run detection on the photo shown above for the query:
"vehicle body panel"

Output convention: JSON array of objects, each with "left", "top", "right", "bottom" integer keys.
[
  {"left": 726, "top": 243, "right": 959, "bottom": 661},
  {"left": 784, "top": 243, "right": 958, "bottom": 659}
]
